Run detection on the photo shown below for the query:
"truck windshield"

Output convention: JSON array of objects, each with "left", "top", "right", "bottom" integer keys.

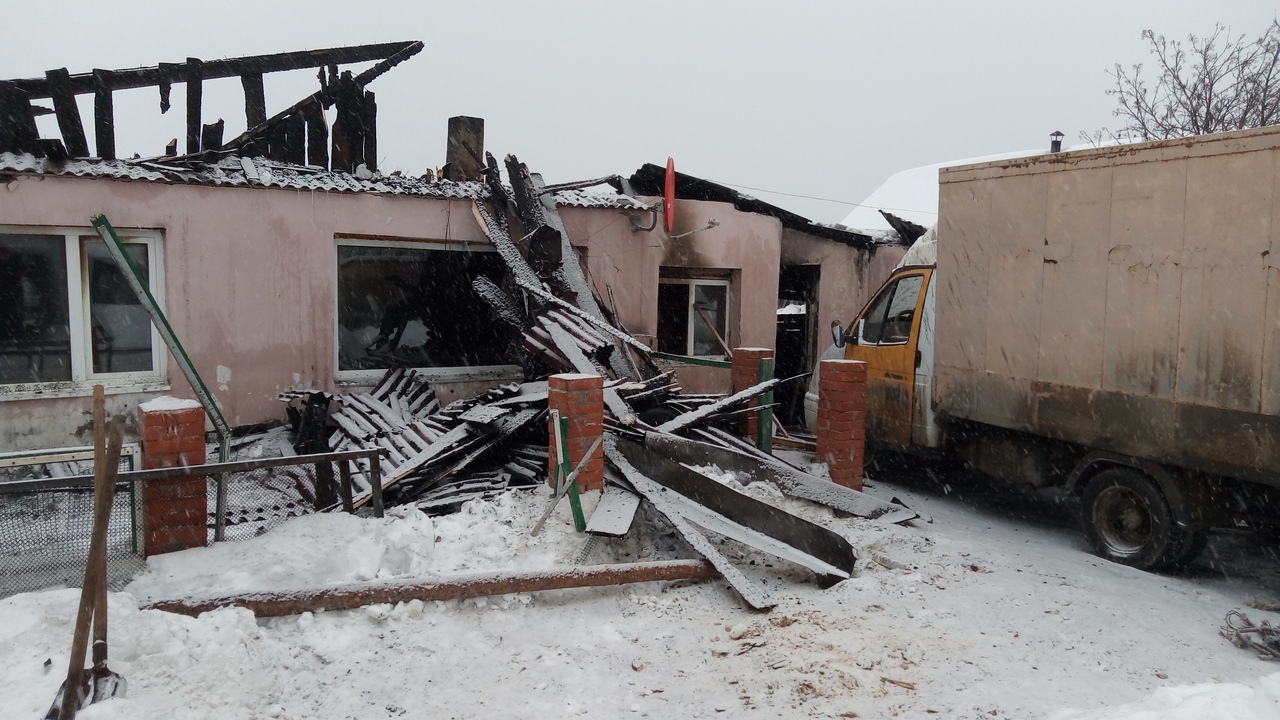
[{"left": 861, "top": 274, "right": 923, "bottom": 345}]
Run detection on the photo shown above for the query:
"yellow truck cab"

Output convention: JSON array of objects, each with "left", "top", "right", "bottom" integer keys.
[{"left": 805, "top": 227, "right": 940, "bottom": 451}]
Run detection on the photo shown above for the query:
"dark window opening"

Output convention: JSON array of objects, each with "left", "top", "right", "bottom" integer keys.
[
  {"left": 84, "top": 238, "right": 153, "bottom": 374},
  {"left": 657, "top": 276, "right": 729, "bottom": 357},
  {"left": 0, "top": 235, "right": 71, "bottom": 383},
  {"left": 337, "top": 244, "right": 515, "bottom": 372}
]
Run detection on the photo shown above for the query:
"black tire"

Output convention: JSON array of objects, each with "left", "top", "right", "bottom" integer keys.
[{"left": 1080, "top": 467, "right": 1205, "bottom": 570}]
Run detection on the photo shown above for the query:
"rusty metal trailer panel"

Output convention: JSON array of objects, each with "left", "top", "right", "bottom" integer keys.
[{"left": 935, "top": 125, "right": 1280, "bottom": 484}]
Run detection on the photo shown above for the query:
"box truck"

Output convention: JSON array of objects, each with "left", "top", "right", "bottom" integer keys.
[{"left": 811, "top": 126, "right": 1280, "bottom": 570}]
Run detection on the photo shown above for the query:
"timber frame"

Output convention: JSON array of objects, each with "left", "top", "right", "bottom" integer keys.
[{"left": 0, "top": 41, "right": 423, "bottom": 172}]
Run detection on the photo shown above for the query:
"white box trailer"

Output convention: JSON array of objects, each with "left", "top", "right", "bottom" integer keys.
[{"left": 822, "top": 126, "right": 1280, "bottom": 569}]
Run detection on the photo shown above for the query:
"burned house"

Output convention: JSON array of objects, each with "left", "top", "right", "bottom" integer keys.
[{"left": 0, "top": 42, "right": 901, "bottom": 452}]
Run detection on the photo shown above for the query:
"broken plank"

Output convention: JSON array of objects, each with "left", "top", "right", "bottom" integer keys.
[
  {"left": 545, "top": 324, "right": 636, "bottom": 424},
  {"left": 92, "top": 69, "right": 114, "bottom": 160},
  {"left": 615, "top": 436, "right": 857, "bottom": 581},
  {"left": 603, "top": 437, "right": 774, "bottom": 611},
  {"left": 655, "top": 378, "right": 781, "bottom": 434},
  {"left": 44, "top": 67, "right": 89, "bottom": 157},
  {"left": 655, "top": 430, "right": 919, "bottom": 523},
  {"left": 586, "top": 486, "right": 641, "bottom": 537}
]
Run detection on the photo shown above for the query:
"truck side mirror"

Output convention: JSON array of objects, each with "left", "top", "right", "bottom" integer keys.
[{"left": 831, "top": 320, "right": 846, "bottom": 349}]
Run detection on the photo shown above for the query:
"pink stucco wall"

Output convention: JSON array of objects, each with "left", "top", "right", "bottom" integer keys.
[
  {"left": 779, "top": 229, "right": 908, "bottom": 359},
  {"left": 0, "top": 174, "right": 500, "bottom": 450},
  {"left": 0, "top": 176, "right": 791, "bottom": 450},
  {"left": 561, "top": 198, "right": 783, "bottom": 394}
]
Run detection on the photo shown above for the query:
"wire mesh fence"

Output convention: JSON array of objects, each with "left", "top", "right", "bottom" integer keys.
[
  {"left": 0, "top": 447, "right": 383, "bottom": 599},
  {"left": 0, "top": 445, "right": 145, "bottom": 597}
]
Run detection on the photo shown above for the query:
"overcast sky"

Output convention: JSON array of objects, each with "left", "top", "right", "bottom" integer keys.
[{"left": 5, "top": 1, "right": 1278, "bottom": 223}]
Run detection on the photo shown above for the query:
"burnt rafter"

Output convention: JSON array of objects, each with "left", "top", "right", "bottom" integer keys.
[
  {"left": 0, "top": 41, "right": 422, "bottom": 165},
  {"left": 6, "top": 42, "right": 422, "bottom": 98}
]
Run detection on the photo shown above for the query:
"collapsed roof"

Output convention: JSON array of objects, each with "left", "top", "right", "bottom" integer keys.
[{"left": 620, "top": 163, "right": 879, "bottom": 247}]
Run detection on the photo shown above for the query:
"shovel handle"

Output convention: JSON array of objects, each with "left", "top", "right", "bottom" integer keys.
[
  {"left": 59, "top": 387, "right": 109, "bottom": 719},
  {"left": 91, "top": 419, "right": 124, "bottom": 668}
]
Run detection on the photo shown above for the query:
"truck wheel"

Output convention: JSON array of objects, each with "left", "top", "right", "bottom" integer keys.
[{"left": 1081, "top": 467, "right": 1199, "bottom": 570}]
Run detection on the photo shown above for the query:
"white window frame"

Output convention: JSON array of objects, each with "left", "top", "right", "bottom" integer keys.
[
  {"left": 334, "top": 236, "right": 522, "bottom": 385},
  {"left": 0, "top": 225, "right": 168, "bottom": 401},
  {"left": 657, "top": 277, "right": 731, "bottom": 358}
]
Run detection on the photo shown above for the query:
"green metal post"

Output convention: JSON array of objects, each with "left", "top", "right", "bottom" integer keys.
[
  {"left": 756, "top": 357, "right": 774, "bottom": 454},
  {"left": 558, "top": 415, "right": 587, "bottom": 532}
]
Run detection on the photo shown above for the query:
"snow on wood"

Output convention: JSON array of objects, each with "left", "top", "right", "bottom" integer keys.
[{"left": 655, "top": 378, "right": 781, "bottom": 434}]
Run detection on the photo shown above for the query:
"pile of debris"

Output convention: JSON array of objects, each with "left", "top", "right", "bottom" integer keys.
[{"left": 279, "top": 154, "right": 919, "bottom": 610}]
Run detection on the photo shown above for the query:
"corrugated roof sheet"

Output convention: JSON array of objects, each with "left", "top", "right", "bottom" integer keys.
[{"left": 0, "top": 153, "right": 648, "bottom": 210}]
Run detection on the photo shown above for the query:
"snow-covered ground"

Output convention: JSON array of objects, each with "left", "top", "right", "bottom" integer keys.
[{"left": 3, "top": 460, "right": 1279, "bottom": 719}]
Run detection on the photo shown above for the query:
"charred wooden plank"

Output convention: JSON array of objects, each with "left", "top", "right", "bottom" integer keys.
[
  {"left": 45, "top": 67, "right": 89, "bottom": 157},
  {"left": 241, "top": 72, "right": 266, "bottom": 127},
  {"left": 0, "top": 81, "right": 41, "bottom": 155},
  {"left": 92, "top": 69, "right": 114, "bottom": 159},
  {"left": 185, "top": 57, "right": 203, "bottom": 154},
  {"left": 444, "top": 115, "right": 484, "bottom": 182},
  {"left": 303, "top": 99, "right": 328, "bottom": 167},
  {"left": 201, "top": 119, "right": 224, "bottom": 151},
  {"left": 362, "top": 90, "right": 377, "bottom": 173},
  {"left": 603, "top": 438, "right": 773, "bottom": 610},
  {"left": 10, "top": 41, "right": 423, "bottom": 98}
]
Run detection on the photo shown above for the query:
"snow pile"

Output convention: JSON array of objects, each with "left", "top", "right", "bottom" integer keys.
[
  {"left": 3, "top": 467, "right": 1280, "bottom": 718},
  {"left": 125, "top": 508, "right": 439, "bottom": 601},
  {"left": 1049, "top": 673, "right": 1280, "bottom": 719}
]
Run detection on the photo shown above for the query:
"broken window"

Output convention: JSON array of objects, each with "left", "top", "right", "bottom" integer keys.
[
  {"left": 657, "top": 275, "right": 730, "bottom": 357},
  {"left": 336, "top": 239, "right": 516, "bottom": 376},
  {"left": 0, "top": 228, "right": 163, "bottom": 393},
  {"left": 859, "top": 274, "right": 924, "bottom": 346}
]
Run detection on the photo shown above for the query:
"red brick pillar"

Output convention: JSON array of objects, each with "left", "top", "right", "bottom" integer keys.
[
  {"left": 138, "top": 398, "right": 209, "bottom": 557},
  {"left": 815, "top": 359, "right": 867, "bottom": 490},
  {"left": 731, "top": 347, "right": 774, "bottom": 440},
  {"left": 547, "top": 374, "right": 604, "bottom": 492}
]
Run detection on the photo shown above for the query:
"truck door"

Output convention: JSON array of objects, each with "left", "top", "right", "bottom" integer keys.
[{"left": 844, "top": 268, "right": 932, "bottom": 447}]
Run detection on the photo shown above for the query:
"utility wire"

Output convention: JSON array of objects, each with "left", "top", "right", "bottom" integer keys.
[{"left": 717, "top": 181, "right": 939, "bottom": 216}]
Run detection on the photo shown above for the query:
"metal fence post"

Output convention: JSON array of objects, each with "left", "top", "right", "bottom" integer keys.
[
  {"left": 213, "top": 437, "right": 229, "bottom": 542},
  {"left": 369, "top": 451, "right": 384, "bottom": 518},
  {"left": 338, "top": 460, "right": 354, "bottom": 514},
  {"left": 757, "top": 357, "right": 774, "bottom": 454}
]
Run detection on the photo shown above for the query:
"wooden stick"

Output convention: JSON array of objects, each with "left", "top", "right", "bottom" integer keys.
[{"left": 144, "top": 560, "right": 717, "bottom": 618}]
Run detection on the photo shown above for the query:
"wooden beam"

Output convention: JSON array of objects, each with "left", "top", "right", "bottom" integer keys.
[
  {"left": 144, "top": 560, "right": 717, "bottom": 618},
  {"left": 444, "top": 116, "right": 484, "bottom": 181},
  {"left": 362, "top": 90, "right": 377, "bottom": 172},
  {"left": 92, "top": 69, "right": 114, "bottom": 159},
  {"left": 8, "top": 41, "right": 423, "bottom": 99},
  {"left": 329, "top": 71, "right": 363, "bottom": 173},
  {"left": 240, "top": 73, "right": 266, "bottom": 127},
  {"left": 200, "top": 119, "right": 224, "bottom": 152},
  {"left": 45, "top": 67, "right": 89, "bottom": 157},
  {"left": 0, "top": 81, "right": 41, "bottom": 155},
  {"left": 185, "top": 57, "right": 202, "bottom": 154},
  {"left": 302, "top": 101, "right": 328, "bottom": 168}
]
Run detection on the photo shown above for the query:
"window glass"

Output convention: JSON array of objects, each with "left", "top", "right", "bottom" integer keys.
[
  {"left": 691, "top": 284, "right": 728, "bottom": 356},
  {"left": 656, "top": 282, "right": 690, "bottom": 354},
  {"left": 83, "top": 239, "right": 153, "bottom": 374},
  {"left": 881, "top": 275, "right": 923, "bottom": 344},
  {"left": 0, "top": 235, "right": 71, "bottom": 383},
  {"left": 336, "top": 244, "right": 512, "bottom": 371},
  {"left": 860, "top": 274, "right": 923, "bottom": 346}
]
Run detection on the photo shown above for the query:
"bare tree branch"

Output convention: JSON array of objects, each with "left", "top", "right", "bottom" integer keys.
[{"left": 1093, "top": 21, "right": 1280, "bottom": 142}]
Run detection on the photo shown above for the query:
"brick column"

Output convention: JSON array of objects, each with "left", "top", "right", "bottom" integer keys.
[
  {"left": 547, "top": 373, "right": 604, "bottom": 492},
  {"left": 815, "top": 359, "right": 867, "bottom": 490},
  {"left": 138, "top": 398, "right": 208, "bottom": 557},
  {"left": 731, "top": 347, "right": 774, "bottom": 441}
]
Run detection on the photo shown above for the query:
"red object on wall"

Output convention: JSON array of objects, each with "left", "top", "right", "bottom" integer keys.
[{"left": 664, "top": 156, "right": 676, "bottom": 233}]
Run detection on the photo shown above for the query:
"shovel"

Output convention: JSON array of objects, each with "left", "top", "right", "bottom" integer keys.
[{"left": 46, "top": 387, "right": 127, "bottom": 720}]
